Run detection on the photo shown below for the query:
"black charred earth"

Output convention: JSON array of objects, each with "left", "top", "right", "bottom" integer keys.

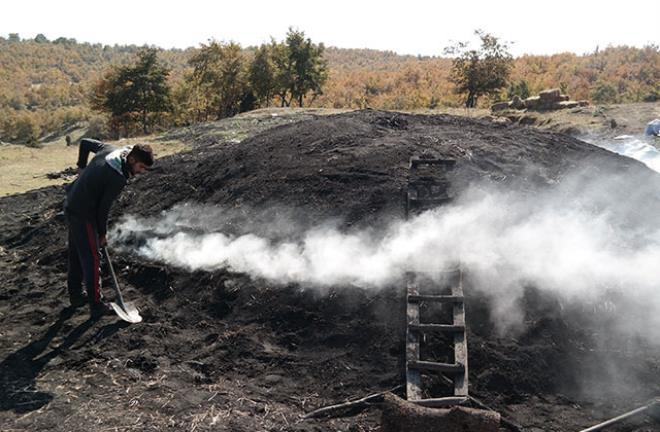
[{"left": 1, "top": 110, "right": 659, "bottom": 431}]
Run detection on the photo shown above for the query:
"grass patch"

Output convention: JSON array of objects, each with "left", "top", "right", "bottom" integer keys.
[{"left": 0, "top": 136, "right": 189, "bottom": 197}]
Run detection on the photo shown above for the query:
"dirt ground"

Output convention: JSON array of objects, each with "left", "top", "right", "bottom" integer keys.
[
  {"left": 497, "top": 102, "right": 660, "bottom": 138},
  {"left": 0, "top": 135, "right": 188, "bottom": 198},
  {"left": 1, "top": 108, "right": 660, "bottom": 431}
]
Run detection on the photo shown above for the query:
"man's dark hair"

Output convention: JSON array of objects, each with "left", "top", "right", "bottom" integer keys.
[{"left": 128, "top": 144, "right": 154, "bottom": 166}]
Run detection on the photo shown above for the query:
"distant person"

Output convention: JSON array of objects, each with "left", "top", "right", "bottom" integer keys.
[
  {"left": 64, "top": 138, "right": 154, "bottom": 317},
  {"left": 645, "top": 119, "right": 660, "bottom": 136}
]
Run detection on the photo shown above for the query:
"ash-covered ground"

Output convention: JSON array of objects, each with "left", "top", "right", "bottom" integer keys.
[{"left": 1, "top": 110, "right": 659, "bottom": 431}]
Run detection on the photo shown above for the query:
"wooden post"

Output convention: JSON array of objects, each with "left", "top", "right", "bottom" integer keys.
[
  {"left": 381, "top": 393, "right": 499, "bottom": 432},
  {"left": 578, "top": 399, "right": 660, "bottom": 432}
]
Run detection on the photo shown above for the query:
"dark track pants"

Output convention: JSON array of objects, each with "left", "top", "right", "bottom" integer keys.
[{"left": 66, "top": 213, "right": 102, "bottom": 306}]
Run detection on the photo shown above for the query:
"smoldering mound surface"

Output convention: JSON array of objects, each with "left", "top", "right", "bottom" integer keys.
[
  {"left": 1, "top": 109, "right": 659, "bottom": 431},
  {"left": 116, "top": 109, "right": 654, "bottom": 222}
]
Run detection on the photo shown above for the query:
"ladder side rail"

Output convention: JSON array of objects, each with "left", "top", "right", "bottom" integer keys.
[
  {"left": 452, "top": 267, "right": 469, "bottom": 396},
  {"left": 406, "top": 273, "right": 423, "bottom": 400}
]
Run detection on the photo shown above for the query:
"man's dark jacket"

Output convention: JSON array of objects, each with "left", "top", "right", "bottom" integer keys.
[{"left": 64, "top": 139, "right": 130, "bottom": 236}]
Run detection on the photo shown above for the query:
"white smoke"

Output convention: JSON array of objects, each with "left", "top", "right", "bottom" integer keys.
[
  {"left": 586, "top": 134, "right": 660, "bottom": 173},
  {"left": 111, "top": 166, "right": 660, "bottom": 338}
]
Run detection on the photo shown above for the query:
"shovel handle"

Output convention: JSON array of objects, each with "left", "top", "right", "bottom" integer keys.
[{"left": 101, "top": 246, "right": 126, "bottom": 308}]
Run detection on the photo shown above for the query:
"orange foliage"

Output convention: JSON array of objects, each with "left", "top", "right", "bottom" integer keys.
[{"left": 0, "top": 36, "right": 657, "bottom": 143}]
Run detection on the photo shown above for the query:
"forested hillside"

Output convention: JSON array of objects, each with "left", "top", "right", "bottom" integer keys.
[
  {"left": 318, "top": 45, "right": 659, "bottom": 110},
  {"left": 0, "top": 33, "right": 658, "bottom": 143}
]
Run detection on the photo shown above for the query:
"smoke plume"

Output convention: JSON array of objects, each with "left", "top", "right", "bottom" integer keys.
[
  {"left": 586, "top": 134, "right": 660, "bottom": 174},
  {"left": 112, "top": 161, "right": 660, "bottom": 339}
]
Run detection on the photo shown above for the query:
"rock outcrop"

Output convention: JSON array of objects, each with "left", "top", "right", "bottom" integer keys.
[{"left": 491, "top": 88, "right": 589, "bottom": 112}]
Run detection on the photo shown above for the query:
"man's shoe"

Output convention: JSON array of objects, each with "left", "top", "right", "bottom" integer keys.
[
  {"left": 90, "top": 302, "right": 113, "bottom": 318},
  {"left": 69, "top": 292, "right": 88, "bottom": 308}
]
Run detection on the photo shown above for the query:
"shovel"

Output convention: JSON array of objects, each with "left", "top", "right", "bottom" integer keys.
[{"left": 102, "top": 246, "right": 142, "bottom": 324}]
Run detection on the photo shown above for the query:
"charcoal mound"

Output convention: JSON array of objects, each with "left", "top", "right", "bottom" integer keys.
[
  {"left": 1, "top": 110, "right": 659, "bottom": 431},
  {"left": 116, "top": 109, "right": 653, "bottom": 225}
]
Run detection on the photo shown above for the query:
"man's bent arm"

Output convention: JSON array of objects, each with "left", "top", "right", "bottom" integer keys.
[{"left": 77, "top": 138, "right": 107, "bottom": 169}]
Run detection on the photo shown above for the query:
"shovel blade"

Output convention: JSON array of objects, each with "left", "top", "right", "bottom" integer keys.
[{"left": 110, "top": 301, "right": 142, "bottom": 324}]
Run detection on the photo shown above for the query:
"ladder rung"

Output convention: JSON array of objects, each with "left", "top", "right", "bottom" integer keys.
[
  {"left": 408, "top": 360, "right": 464, "bottom": 373},
  {"left": 410, "top": 396, "right": 469, "bottom": 407},
  {"left": 409, "top": 324, "right": 465, "bottom": 333},
  {"left": 408, "top": 294, "right": 464, "bottom": 303}
]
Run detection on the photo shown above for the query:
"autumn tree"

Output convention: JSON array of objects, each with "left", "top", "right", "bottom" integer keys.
[
  {"left": 170, "top": 73, "right": 208, "bottom": 124},
  {"left": 270, "top": 40, "right": 294, "bottom": 107},
  {"left": 249, "top": 44, "right": 277, "bottom": 107},
  {"left": 445, "top": 30, "right": 513, "bottom": 108},
  {"left": 279, "top": 28, "right": 328, "bottom": 107},
  {"left": 13, "top": 112, "right": 41, "bottom": 145},
  {"left": 91, "top": 48, "right": 171, "bottom": 135},
  {"left": 286, "top": 29, "right": 328, "bottom": 107},
  {"left": 264, "top": 29, "right": 328, "bottom": 107},
  {"left": 507, "top": 80, "right": 530, "bottom": 99},
  {"left": 34, "top": 34, "right": 49, "bottom": 43},
  {"left": 188, "top": 41, "right": 249, "bottom": 119}
]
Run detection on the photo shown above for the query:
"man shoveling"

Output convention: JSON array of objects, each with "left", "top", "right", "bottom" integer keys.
[{"left": 64, "top": 138, "right": 153, "bottom": 318}]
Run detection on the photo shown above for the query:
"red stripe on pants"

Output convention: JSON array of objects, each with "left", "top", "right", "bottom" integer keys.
[{"left": 85, "top": 223, "right": 100, "bottom": 303}]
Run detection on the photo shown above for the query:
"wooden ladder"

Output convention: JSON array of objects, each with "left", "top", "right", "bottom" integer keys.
[{"left": 405, "top": 156, "right": 469, "bottom": 407}]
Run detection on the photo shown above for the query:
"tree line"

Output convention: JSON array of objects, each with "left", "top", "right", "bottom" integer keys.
[
  {"left": 0, "top": 30, "right": 658, "bottom": 143},
  {"left": 91, "top": 28, "right": 328, "bottom": 137}
]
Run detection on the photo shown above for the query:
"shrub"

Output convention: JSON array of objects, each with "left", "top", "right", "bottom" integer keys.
[{"left": 591, "top": 81, "right": 618, "bottom": 104}]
